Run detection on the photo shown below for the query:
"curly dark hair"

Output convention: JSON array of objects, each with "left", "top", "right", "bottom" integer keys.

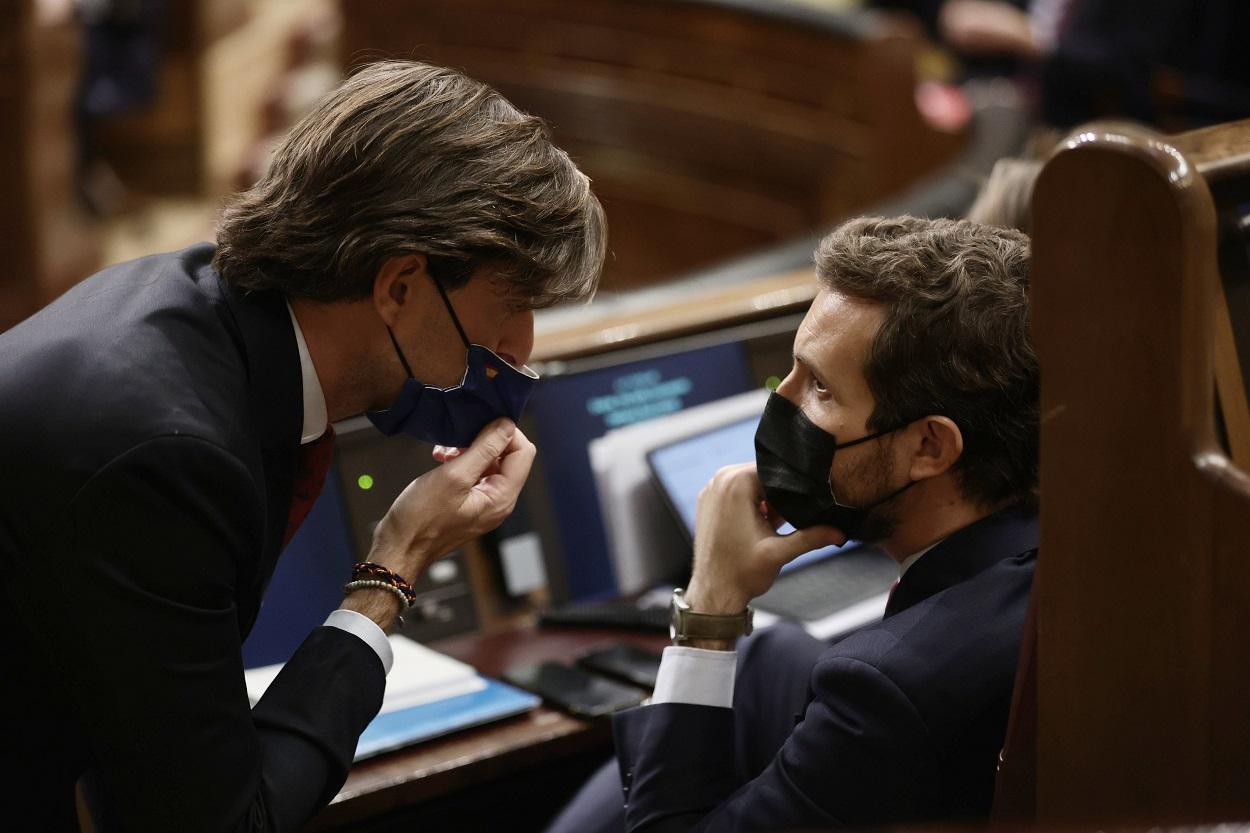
[
  {"left": 816, "top": 215, "right": 1038, "bottom": 508},
  {"left": 214, "top": 61, "right": 606, "bottom": 307}
]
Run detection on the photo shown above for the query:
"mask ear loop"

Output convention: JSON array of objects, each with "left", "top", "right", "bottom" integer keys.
[
  {"left": 831, "top": 425, "right": 899, "bottom": 451},
  {"left": 385, "top": 327, "right": 417, "bottom": 379},
  {"left": 830, "top": 478, "right": 917, "bottom": 511},
  {"left": 826, "top": 420, "right": 917, "bottom": 510},
  {"left": 383, "top": 273, "right": 472, "bottom": 381},
  {"left": 430, "top": 274, "right": 472, "bottom": 350}
]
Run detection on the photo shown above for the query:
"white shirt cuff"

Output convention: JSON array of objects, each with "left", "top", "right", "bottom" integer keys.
[
  {"left": 650, "top": 645, "right": 737, "bottom": 708},
  {"left": 324, "top": 609, "right": 393, "bottom": 675}
]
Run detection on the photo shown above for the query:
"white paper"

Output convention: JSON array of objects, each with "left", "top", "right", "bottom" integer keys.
[{"left": 245, "top": 635, "right": 486, "bottom": 713}]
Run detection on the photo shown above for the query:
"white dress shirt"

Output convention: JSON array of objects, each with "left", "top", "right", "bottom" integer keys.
[
  {"left": 287, "top": 303, "right": 394, "bottom": 675},
  {"left": 651, "top": 540, "right": 944, "bottom": 708}
]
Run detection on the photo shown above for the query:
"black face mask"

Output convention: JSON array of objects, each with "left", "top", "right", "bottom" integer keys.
[{"left": 754, "top": 393, "right": 915, "bottom": 539}]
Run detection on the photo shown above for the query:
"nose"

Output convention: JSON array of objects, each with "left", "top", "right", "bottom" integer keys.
[
  {"left": 497, "top": 308, "right": 535, "bottom": 368},
  {"left": 774, "top": 368, "right": 801, "bottom": 403}
]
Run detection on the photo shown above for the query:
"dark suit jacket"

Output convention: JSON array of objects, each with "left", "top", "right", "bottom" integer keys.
[
  {"left": 613, "top": 505, "right": 1039, "bottom": 832},
  {"left": 0, "top": 245, "right": 385, "bottom": 832}
]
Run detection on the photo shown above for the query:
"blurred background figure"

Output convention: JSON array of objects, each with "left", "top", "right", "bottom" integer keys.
[
  {"left": 966, "top": 156, "right": 1043, "bottom": 232},
  {"left": 6, "top": 0, "right": 1248, "bottom": 334},
  {"left": 873, "top": 0, "right": 1250, "bottom": 128},
  {"left": 75, "top": 0, "right": 168, "bottom": 215}
]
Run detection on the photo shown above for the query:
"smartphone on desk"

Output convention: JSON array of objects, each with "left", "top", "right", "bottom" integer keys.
[
  {"left": 576, "top": 643, "right": 662, "bottom": 689},
  {"left": 503, "top": 661, "right": 647, "bottom": 718}
]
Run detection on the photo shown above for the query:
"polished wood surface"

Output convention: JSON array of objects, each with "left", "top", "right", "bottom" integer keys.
[
  {"left": 1028, "top": 119, "right": 1250, "bottom": 823},
  {"left": 1173, "top": 124, "right": 1250, "bottom": 468},
  {"left": 341, "top": 0, "right": 962, "bottom": 291},
  {"left": 532, "top": 266, "right": 817, "bottom": 363},
  {"left": 1212, "top": 289, "right": 1250, "bottom": 467},
  {"left": 0, "top": 3, "right": 100, "bottom": 331},
  {"left": 312, "top": 624, "right": 669, "bottom": 829}
]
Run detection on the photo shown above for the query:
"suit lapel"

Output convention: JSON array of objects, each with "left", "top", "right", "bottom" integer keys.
[
  {"left": 884, "top": 504, "right": 1039, "bottom": 618},
  {"left": 215, "top": 276, "right": 302, "bottom": 633}
]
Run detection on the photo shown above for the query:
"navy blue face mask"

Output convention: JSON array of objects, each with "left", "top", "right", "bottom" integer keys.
[
  {"left": 754, "top": 393, "right": 915, "bottom": 538},
  {"left": 366, "top": 276, "right": 539, "bottom": 448}
]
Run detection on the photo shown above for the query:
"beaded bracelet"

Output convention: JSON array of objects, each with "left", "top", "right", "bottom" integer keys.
[
  {"left": 351, "top": 561, "right": 416, "bottom": 606},
  {"left": 343, "top": 579, "right": 412, "bottom": 617}
]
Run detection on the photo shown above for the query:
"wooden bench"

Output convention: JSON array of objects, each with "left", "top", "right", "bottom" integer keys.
[
  {"left": 996, "top": 118, "right": 1250, "bottom": 824},
  {"left": 342, "top": 0, "right": 963, "bottom": 291}
]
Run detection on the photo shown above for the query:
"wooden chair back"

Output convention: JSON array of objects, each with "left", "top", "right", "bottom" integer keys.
[{"left": 995, "top": 119, "right": 1250, "bottom": 824}]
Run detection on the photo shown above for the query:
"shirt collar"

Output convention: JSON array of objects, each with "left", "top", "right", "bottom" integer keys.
[
  {"left": 285, "top": 302, "right": 328, "bottom": 444},
  {"left": 899, "top": 539, "right": 943, "bottom": 578},
  {"left": 885, "top": 503, "right": 1040, "bottom": 618}
]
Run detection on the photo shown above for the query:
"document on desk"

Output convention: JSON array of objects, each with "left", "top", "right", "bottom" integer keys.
[{"left": 245, "top": 635, "right": 540, "bottom": 760}]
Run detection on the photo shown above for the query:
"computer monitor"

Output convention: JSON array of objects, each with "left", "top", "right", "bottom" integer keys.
[
  {"left": 523, "top": 340, "right": 753, "bottom": 601},
  {"left": 647, "top": 412, "right": 856, "bottom": 574}
]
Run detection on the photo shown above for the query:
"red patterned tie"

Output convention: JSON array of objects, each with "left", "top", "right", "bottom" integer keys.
[{"left": 283, "top": 426, "right": 336, "bottom": 549}]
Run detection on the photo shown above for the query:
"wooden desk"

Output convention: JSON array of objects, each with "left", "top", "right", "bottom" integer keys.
[{"left": 312, "top": 625, "right": 670, "bottom": 831}]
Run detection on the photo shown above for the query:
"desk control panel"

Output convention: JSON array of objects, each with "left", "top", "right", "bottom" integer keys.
[
  {"left": 539, "top": 600, "right": 669, "bottom": 632},
  {"left": 395, "top": 551, "right": 478, "bottom": 643},
  {"left": 335, "top": 419, "right": 480, "bottom": 642}
]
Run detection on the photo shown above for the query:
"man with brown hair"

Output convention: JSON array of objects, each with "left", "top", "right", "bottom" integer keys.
[
  {"left": 0, "top": 61, "right": 604, "bottom": 831},
  {"left": 547, "top": 216, "right": 1037, "bottom": 833}
]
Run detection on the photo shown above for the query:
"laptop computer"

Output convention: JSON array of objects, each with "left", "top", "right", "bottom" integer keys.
[{"left": 646, "top": 410, "right": 897, "bottom": 640}]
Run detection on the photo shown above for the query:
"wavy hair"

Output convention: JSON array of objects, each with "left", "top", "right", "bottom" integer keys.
[
  {"left": 816, "top": 216, "right": 1037, "bottom": 508},
  {"left": 214, "top": 61, "right": 606, "bottom": 307}
]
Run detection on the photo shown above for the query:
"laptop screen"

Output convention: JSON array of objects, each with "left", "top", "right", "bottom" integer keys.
[{"left": 647, "top": 411, "right": 856, "bottom": 573}]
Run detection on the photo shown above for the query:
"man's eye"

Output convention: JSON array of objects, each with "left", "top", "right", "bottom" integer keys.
[{"left": 812, "top": 376, "right": 828, "bottom": 394}]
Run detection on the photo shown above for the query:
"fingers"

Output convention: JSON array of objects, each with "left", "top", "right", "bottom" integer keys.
[
  {"left": 432, "top": 445, "right": 463, "bottom": 463},
  {"left": 458, "top": 427, "right": 535, "bottom": 536},
  {"left": 476, "top": 426, "right": 536, "bottom": 504},
  {"left": 760, "top": 524, "right": 847, "bottom": 566},
  {"left": 492, "top": 426, "right": 536, "bottom": 493},
  {"left": 442, "top": 418, "right": 516, "bottom": 487}
]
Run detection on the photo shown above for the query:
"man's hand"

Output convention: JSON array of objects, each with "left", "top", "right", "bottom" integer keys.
[
  {"left": 367, "top": 417, "right": 536, "bottom": 583},
  {"left": 685, "top": 463, "right": 845, "bottom": 618}
]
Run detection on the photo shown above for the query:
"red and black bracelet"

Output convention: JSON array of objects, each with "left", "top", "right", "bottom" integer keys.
[{"left": 348, "top": 561, "right": 417, "bottom": 608}]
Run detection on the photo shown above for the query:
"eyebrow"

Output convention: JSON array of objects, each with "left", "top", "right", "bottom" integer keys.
[{"left": 793, "top": 350, "right": 841, "bottom": 399}]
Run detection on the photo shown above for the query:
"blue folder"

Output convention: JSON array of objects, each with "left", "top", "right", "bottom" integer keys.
[{"left": 354, "top": 676, "right": 540, "bottom": 761}]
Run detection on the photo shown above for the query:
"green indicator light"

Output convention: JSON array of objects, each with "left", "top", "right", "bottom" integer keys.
[
  {"left": 765, "top": 375, "right": 782, "bottom": 391},
  {"left": 357, "top": 474, "right": 375, "bottom": 491}
]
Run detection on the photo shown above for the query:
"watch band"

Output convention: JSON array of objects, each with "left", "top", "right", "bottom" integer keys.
[{"left": 670, "top": 587, "right": 753, "bottom": 645}]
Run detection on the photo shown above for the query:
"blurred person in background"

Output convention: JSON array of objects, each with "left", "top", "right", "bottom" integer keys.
[
  {"left": 875, "top": 0, "right": 1250, "bottom": 128},
  {"left": 966, "top": 157, "right": 1043, "bottom": 232},
  {"left": 74, "top": 0, "right": 167, "bottom": 214}
]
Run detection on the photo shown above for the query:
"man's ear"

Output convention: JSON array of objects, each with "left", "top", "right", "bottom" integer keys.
[
  {"left": 372, "top": 253, "right": 429, "bottom": 328},
  {"left": 907, "top": 415, "right": 964, "bottom": 482}
]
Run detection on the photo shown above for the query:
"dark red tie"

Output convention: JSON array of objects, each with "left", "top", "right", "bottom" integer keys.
[
  {"left": 884, "top": 577, "right": 902, "bottom": 614},
  {"left": 283, "top": 426, "right": 335, "bottom": 549}
]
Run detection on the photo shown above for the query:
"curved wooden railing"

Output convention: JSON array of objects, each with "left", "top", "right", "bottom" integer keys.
[{"left": 999, "top": 118, "right": 1250, "bottom": 824}]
